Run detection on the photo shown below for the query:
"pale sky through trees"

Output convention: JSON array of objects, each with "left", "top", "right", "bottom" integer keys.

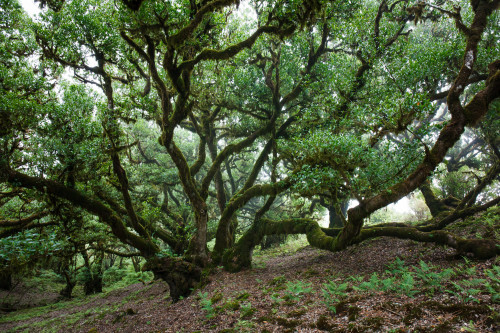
[{"left": 19, "top": 0, "right": 39, "bottom": 17}]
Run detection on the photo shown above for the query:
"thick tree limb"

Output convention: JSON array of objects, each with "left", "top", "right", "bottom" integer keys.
[
  {"left": 3, "top": 169, "right": 159, "bottom": 257},
  {"left": 0, "top": 221, "right": 58, "bottom": 239},
  {"left": 339, "top": 3, "right": 500, "bottom": 249},
  {"left": 0, "top": 211, "right": 49, "bottom": 227},
  {"left": 224, "top": 214, "right": 500, "bottom": 271}
]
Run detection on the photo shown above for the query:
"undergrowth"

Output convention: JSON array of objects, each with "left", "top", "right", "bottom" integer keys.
[{"left": 322, "top": 257, "right": 500, "bottom": 312}]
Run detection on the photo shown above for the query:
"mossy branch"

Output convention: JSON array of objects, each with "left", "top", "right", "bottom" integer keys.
[
  {"left": 200, "top": 121, "right": 274, "bottom": 199},
  {"left": 340, "top": 7, "right": 500, "bottom": 248},
  {"left": 5, "top": 169, "right": 159, "bottom": 257},
  {"left": 0, "top": 211, "right": 50, "bottom": 227},
  {"left": 178, "top": 25, "right": 285, "bottom": 72},
  {"left": 168, "top": 0, "right": 238, "bottom": 48},
  {"left": 224, "top": 215, "right": 500, "bottom": 272}
]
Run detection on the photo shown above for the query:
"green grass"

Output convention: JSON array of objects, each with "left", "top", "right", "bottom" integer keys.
[
  {"left": 253, "top": 235, "right": 309, "bottom": 260},
  {"left": 0, "top": 262, "right": 154, "bottom": 332}
]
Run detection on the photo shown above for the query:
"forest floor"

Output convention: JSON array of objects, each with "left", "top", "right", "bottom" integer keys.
[{"left": 1, "top": 210, "right": 499, "bottom": 332}]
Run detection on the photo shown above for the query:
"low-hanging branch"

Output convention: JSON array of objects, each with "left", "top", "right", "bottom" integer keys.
[
  {"left": 224, "top": 210, "right": 500, "bottom": 272},
  {"left": 0, "top": 211, "right": 50, "bottom": 228},
  {"left": 3, "top": 168, "right": 159, "bottom": 257}
]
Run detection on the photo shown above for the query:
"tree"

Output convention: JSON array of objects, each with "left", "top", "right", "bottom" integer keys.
[{"left": 1, "top": 0, "right": 499, "bottom": 299}]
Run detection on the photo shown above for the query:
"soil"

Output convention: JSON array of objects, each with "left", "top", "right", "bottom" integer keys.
[{"left": 1, "top": 237, "right": 499, "bottom": 332}]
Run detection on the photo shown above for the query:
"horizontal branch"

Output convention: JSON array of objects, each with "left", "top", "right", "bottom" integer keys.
[
  {"left": 178, "top": 25, "right": 289, "bottom": 72},
  {"left": 4, "top": 169, "right": 159, "bottom": 257},
  {"left": 0, "top": 211, "right": 50, "bottom": 227},
  {"left": 103, "top": 248, "right": 142, "bottom": 257},
  {"left": 224, "top": 214, "right": 500, "bottom": 271}
]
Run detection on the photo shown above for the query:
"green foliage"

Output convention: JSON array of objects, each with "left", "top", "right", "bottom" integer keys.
[
  {"left": 439, "top": 169, "right": 476, "bottom": 200},
  {"left": 284, "top": 280, "right": 313, "bottom": 301},
  {"left": 1, "top": 0, "right": 499, "bottom": 291},
  {"left": 322, "top": 258, "right": 500, "bottom": 304},
  {"left": 322, "top": 280, "right": 349, "bottom": 313},
  {"left": 0, "top": 231, "right": 65, "bottom": 266},
  {"left": 414, "top": 260, "right": 454, "bottom": 296},
  {"left": 239, "top": 302, "right": 256, "bottom": 319},
  {"left": 484, "top": 266, "right": 500, "bottom": 303},
  {"left": 102, "top": 266, "right": 129, "bottom": 285},
  {"left": 445, "top": 280, "right": 484, "bottom": 304},
  {"left": 198, "top": 291, "right": 216, "bottom": 319},
  {"left": 385, "top": 257, "right": 407, "bottom": 276},
  {"left": 102, "top": 265, "right": 153, "bottom": 290},
  {"left": 23, "top": 270, "right": 65, "bottom": 294}
]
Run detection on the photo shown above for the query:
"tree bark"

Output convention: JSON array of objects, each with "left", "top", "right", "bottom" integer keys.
[
  {"left": 329, "top": 201, "right": 348, "bottom": 228},
  {"left": 337, "top": 4, "right": 500, "bottom": 249},
  {"left": 419, "top": 180, "right": 455, "bottom": 217},
  {"left": 143, "top": 257, "right": 204, "bottom": 302}
]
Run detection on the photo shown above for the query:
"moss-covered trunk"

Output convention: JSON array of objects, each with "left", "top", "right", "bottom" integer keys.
[
  {"left": 59, "top": 269, "right": 76, "bottom": 299},
  {"left": 419, "top": 180, "right": 454, "bottom": 217},
  {"left": 329, "top": 201, "right": 348, "bottom": 228},
  {"left": 143, "top": 257, "right": 204, "bottom": 302}
]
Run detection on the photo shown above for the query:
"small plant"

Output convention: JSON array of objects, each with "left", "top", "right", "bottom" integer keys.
[
  {"left": 460, "top": 320, "right": 479, "bottom": 332},
  {"left": 357, "top": 272, "right": 381, "bottom": 292},
  {"left": 236, "top": 291, "right": 250, "bottom": 300},
  {"left": 270, "top": 293, "right": 284, "bottom": 305},
  {"left": 234, "top": 319, "right": 255, "bottom": 331},
  {"left": 348, "top": 275, "right": 364, "bottom": 283},
  {"left": 240, "top": 302, "right": 256, "bottom": 319},
  {"left": 397, "top": 272, "right": 418, "bottom": 297},
  {"left": 268, "top": 275, "right": 287, "bottom": 287},
  {"left": 284, "top": 280, "right": 313, "bottom": 301},
  {"left": 414, "top": 260, "right": 454, "bottom": 295},
  {"left": 198, "top": 292, "right": 216, "bottom": 319},
  {"left": 322, "top": 280, "right": 349, "bottom": 313},
  {"left": 485, "top": 265, "right": 500, "bottom": 303},
  {"left": 386, "top": 257, "right": 407, "bottom": 276},
  {"left": 445, "top": 279, "right": 484, "bottom": 303}
]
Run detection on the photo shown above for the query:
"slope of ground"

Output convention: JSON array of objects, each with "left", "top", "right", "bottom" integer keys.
[{"left": 1, "top": 209, "right": 499, "bottom": 332}]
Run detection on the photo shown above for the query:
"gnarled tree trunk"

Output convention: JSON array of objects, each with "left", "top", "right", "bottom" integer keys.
[
  {"left": 143, "top": 257, "right": 204, "bottom": 302},
  {"left": 419, "top": 180, "right": 459, "bottom": 217}
]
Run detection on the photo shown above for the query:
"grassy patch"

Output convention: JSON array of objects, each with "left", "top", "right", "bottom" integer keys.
[{"left": 253, "top": 235, "right": 309, "bottom": 260}]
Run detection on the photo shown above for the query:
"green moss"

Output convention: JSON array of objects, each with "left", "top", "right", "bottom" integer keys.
[
  {"left": 486, "top": 310, "right": 500, "bottom": 326},
  {"left": 240, "top": 306, "right": 256, "bottom": 319},
  {"left": 316, "top": 314, "right": 334, "bottom": 331},
  {"left": 302, "top": 268, "right": 320, "bottom": 277},
  {"left": 221, "top": 299, "right": 241, "bottom": 311},
  {"left": 236, "top": 291, "right": 250, "bottom": 300},
  {"left": 362, "top": 317, "right": 384, "bottom": 330},
  {"left": 210, "top": 292, "right": 223, "bottom": 304},
  {"left": 257, "top": 315, "right": 272, "bottom": 323},
  {"left": 275, "top": 317, "right": 302, "bottom": 329},
  {"left": 287, "top": 308, "right": 307, "bottom": 318},
  {"left": 268, "top": 275, "right": 287, "bottom": 287},
  {"left": 348, "top": 306, "right": 361, "bottom": 321}
]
